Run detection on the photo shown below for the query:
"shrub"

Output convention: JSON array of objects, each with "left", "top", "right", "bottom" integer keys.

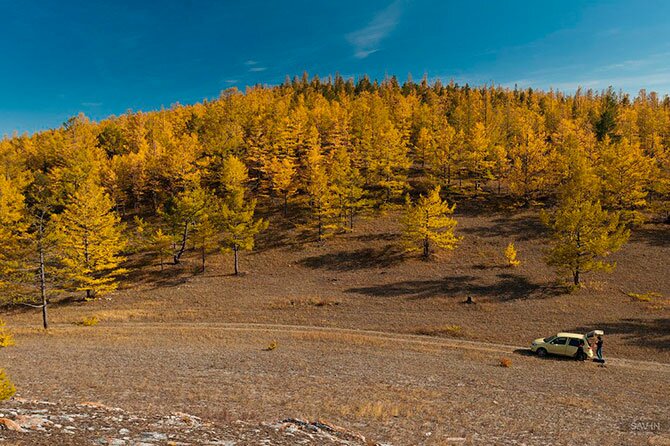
[
  {"left": 265, "top": 340, "right": 278, "bottom": 351},
  {"left": 504, "top": 242, "right": 520, "bottom": 267},
  {"left": 0, "top": 320, "right": 15, "bottom": 348},
  {"left": 499, "top": 357, "right": 512, "bottom": 368},
  {"left": 627, "top": 292, "right": 662, "bottom": 302},
  {"left": 0, "top": 369, "right": 16, "bottom": 401},
  {"left": 76, "top": 315, "right": 100, "bottom": 327}
]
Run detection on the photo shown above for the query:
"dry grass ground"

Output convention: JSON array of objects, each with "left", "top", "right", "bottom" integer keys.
[
  {"left": 1, "top": 207, "right": 669, "bottom": 444},
  {"left": 2, "top": 325, "right": 669, "bottom": 445}
]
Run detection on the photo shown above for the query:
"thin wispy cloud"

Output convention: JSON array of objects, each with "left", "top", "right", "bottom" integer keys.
[
  {"left": 244, "top": 59, "right": 267, "bottom": 72},
  {"left": 505, "top": 56, "right": 670, "bottom": 93},
  {"left": 346, "top": 0, "right": 403, "bottom": 59},
  {"left": 595, "top": 51, "right": 670, "bottom": 73}
]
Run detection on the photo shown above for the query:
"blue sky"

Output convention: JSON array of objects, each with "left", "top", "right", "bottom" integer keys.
[{"left": 2, "top": 0, "right": 670, "bottom": 135}]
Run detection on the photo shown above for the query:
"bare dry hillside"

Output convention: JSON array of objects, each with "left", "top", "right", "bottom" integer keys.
[{"left": 1, "top": 209, "right": 669, "bottom": 445}]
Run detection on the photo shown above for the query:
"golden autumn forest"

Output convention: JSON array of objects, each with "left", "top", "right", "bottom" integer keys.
[{"left": 1, "top": 75, "right": 669, "bottom": 328}]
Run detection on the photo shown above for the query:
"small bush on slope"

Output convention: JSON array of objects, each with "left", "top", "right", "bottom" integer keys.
[
  {"left": 0, "top": 320, "right": 15, "bottom": 348},
  {"left": 0, "top": 370, "right": 16, "bottom": 401}
]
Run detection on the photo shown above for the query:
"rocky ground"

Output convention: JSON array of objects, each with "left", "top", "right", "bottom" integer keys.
[
  {"left": 0, "top": 398, "right": 381, "bottom": 446},
  {"left": 1, "top": 325, "right": 669, "bottom": 445}
]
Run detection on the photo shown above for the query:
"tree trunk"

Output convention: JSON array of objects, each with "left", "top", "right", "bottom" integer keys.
[
  {"left": 84, "top": 233, "right": 91, "bottom": 300},
  {"left": 574, "top": 231, "right": 582, "bottom": 286},
  {"left": 39, "top": 242, "right": 48, "bottom": 330},
  {"left": 349, "top": 207, "right": 354, "bottom": 230},
  {"left": 283, "top": 194, "right": 288, "bottom": 217},
  {"left": 174, "top": 222, "right": 189, "bottom": 264},
  {"left": 201, "top": 243, "right": 206, "bottom": 273},
  {"left": 233, "top": 245, "right": 239, "bottom": 275},
  {"left": 423, "top": 236, "right": 430, "bottom": 258}
]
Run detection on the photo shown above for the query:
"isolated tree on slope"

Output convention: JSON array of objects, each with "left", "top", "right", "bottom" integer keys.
[
  {"left": 54, "top": 181, "right": 126, "bottom": 299},
  {"left": 542, "top": 155, "right": 629, "bottom": 286},
  {"left": 401, "top": 186, "right": 460, "bottom": 259},
  {"left": 0, "top": 171, "right": 64, "bottom": 329},
  {"left": 23, "top": 176, "right": 62, "bottom": 329},
  {"left": 219, "top": 155, "right": 267, "bottom": 274},
  {"left": 163, "top": 185, "right": 209, "bottom": 264}
]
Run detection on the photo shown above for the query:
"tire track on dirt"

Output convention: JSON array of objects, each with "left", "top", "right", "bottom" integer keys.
[{"left": 45, "top": 321, "right": 670, "bottom": 372}]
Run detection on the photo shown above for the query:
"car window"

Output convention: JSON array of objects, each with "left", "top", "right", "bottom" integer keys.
[
  {"left": 551, "top": 337, "right": 567, "bottom": 345},
  {"left": 568, "top": 338, "right": 581, "bottom": 347}
]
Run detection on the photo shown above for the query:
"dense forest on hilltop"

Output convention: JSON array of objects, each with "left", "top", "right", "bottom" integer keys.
[{"left": 1, "top": 74, "right": 669, "bottom": 324}]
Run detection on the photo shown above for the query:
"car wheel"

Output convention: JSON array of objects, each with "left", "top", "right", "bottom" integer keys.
[{"left": 536, "top": 348, "right": 547, "bottom": 358}]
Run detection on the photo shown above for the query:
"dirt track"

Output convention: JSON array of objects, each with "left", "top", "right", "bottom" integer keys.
[{"left": 30, "top": 321, "right": 670, "bottom": 373}]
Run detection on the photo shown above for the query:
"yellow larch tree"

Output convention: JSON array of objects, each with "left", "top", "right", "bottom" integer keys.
[
  {"left": 597, "top": 137, "right": 654, "bottom": 224},
  {"left": 428, "top": 118, "right": 458, "bottom": 188},
  {"left": 304, "top": 135, "right": 337, "bottom": 242},
  {"left": 466, "top": 122, "right": 495, "bottom": 193},
  {"left": 401, "top": 186, "right": 460, "bottom": 258},
  {"left": 508, "top": 117, "right": 553, "bottom": 204},
  {"left": 163, "top": 185, "right": 209, "bottom": 265},
  {"left": 265, "top": 156, "right": 298, "bottom": 217},
  {"left": 375, "top": 122, "right": 411, "bottom": 203},
  {"left": 542, "top": 155, "right": 629, "bottom": 286},
  {"left": 328, "top": 144, "right": 366, "bottom": 230},
  {"left": 219, "top": 155, "right": 267, "bottom": 274},
  {"left": 54, "top": 180, "right": 126, "bottom": 299},
  {"left": 0, "top": 174, "right": 29, "bottom": 296},
  {"left": 151, "top": 228, "right": 173, "bottom": 271}
]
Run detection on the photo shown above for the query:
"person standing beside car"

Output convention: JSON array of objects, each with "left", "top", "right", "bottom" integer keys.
[
  {"left": 596, "top": 335, "right": 603, "bottom": 360},
  {"left": 575, "top": 340, "right": 586, "bottom": 361}
]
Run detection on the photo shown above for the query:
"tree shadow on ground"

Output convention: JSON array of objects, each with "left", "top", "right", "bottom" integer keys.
[
  {"left": 347, "top": 273, "right": 563, "bottom": 301},
  {"left": 631, "top": 225, "right": 670, "bottom": 248},
  {"left": 255, "top": 212, "right": 303, "bottom": 251},
  {"left": 459, "top": 214, "right": 547, "bottom": 241},
  {"left": 349, "top": 232, "right": 398, "bottom": 243},
  {"left": 120, "top": 254, "right": 192, "bottom": 290},
  {"left": 299, "top": 244, "right": 404, "bottom": 271},
  {"left": 567, "top": 318, "right": 670, "bottom": 351}
]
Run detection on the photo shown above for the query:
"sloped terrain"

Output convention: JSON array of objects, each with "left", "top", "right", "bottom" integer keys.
[
  {"left": 1, "top": 325, "right": 669, "bottom": 445},
  {"left": 1, "top": 209, "right": 669, "bottom": 445}
]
